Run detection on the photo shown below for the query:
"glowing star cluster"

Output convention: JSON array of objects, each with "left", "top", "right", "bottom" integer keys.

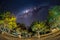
[
  {"left": 17, "top": 6, "right": 40, "bottom": 18},
  {"left": 22, "top": 7, "right": 37, "bottom": 14},
  {"left": 23, "top": 9, "right": 30, "bottom": 13}
]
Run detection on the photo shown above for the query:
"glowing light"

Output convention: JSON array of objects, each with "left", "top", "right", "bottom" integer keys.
[{"left": 23, "top": 9, "right": 30, "bottom": 13}]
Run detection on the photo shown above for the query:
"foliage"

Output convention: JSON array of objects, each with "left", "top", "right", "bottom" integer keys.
[
  {"left": 0, "top": 13, "right": 4, "bottom": 20},
  {"left": 1, "top": 6, "right": 60, "bottom": 37},
  {"left": 4, "top": 12, "right": 17, "bottom": 30},
  {"left": 21, "top": 30, "right": 28, "bottom": 37},
  {"left": 11, "top": 23, "right": 27, "bottom": 36},
  {"left": 31, "top": 21, "right": 46, "bottom": 33},
  {"left": 48, "top": 6, "right": 60, "bottom": 29},
  {"left": 0, "top": 20, "right": 4, "bottom": 24},
  {"left": 0, "top": 11, "right": 17, "bottom": 33},
  {"left": 49, "top": 6, "right": 60, "bottom": 17}
]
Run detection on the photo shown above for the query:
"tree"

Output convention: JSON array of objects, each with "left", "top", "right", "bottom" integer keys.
[
  {"left": 12, "top": 23, "right": 27, "bottom": 38},
  {"left": 31, "top": 21, "right": 46, "bottom": 38},
  {"left": 0, "top": 20, "right": 4, "bottom": 34},
  {"left": 3, "top": 12, "right": 17, "bottom": 33},
  {"left": 14, "top": 23, "right": 26, "bottom": 31},
  {"left": 0, "top": 13, "right": 5, "bottom": 34},
  {"left": 0, "top": 13, "right": 4, "bottom": 20},
  {"left": 21, "top": 30, "right": 28, "bottom": 38},
  {"left": 48, "top": 6, "right": 60, "bottom": 30},
  {"left": 0, "top": 12, "right": 18, "bottom": 34}
]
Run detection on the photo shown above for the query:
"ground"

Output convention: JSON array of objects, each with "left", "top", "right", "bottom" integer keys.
[{"left": 0, "top": 30, "right": 60, "bottom": 40}]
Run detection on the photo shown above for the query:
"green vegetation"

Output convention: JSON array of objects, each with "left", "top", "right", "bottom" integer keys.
[
  {"left": 48, "top": 6, "right": 60, "bottom": 29},
  {"left": 31, "top": 22, "right": 45, "bottom": 33},
  {"left": 0, "top": 6, "right": 60, "bottom": 38}
]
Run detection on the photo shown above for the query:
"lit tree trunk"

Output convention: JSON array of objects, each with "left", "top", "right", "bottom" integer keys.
[
  {"left": 18, "top": 33, "right": 21, "bottom": 38},
  {"left": 37, "top": 31, "right": 40, "bottom": 38}
]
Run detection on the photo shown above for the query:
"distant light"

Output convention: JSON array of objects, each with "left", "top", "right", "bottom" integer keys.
[{"left": 23, "top": 9, "right": 30, "bottom": 13}]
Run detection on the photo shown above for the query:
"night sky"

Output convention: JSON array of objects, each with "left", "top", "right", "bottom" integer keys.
[{"left": 0, "top": 0, "right": 60, "bottom": 27}]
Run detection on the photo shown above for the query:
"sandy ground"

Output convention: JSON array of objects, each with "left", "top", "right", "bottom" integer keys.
[{"left": 0, "top": 30, "right": 60, "bottom": 40}]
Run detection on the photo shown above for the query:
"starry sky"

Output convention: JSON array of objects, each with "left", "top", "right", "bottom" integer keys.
[{"left": 0, "top": 0, "right": 60, "bottom": 27}]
